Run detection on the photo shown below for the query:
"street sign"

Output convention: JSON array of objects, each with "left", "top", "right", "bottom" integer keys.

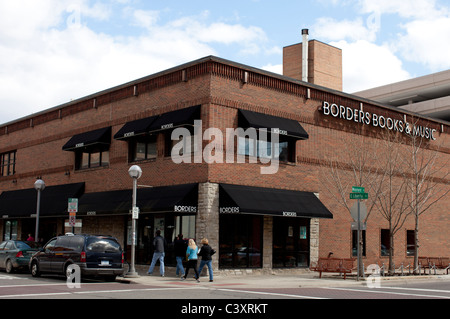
[
  {"left": 350, "top": 202, "right": 367, "bottom": 222},
  {"left": 69, "top": 212, "right": 76, "bottom": 227},
  {"left": 350, "top": 193, "right": 368, "bottom": 200},
  {"left": 352, "top": 186, "right": 365, "bottom": 193},
  {"left": 132, "top": 207, "right": 140, "bottom": 220},
  {"left": 68, "top": 198, "right": 78, "bottom": 213}
]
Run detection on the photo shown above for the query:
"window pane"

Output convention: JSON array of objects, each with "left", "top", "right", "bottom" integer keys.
[
  {"left": 147, "top": 142, "right": 157, "bottom": 159},
  {"left": 90, "top": 152, "right": 100, "bottom": 168},
  {"left": 407, "top": 230, "right": 415, "bottom": 256},
  {"left": 101, "top": 151, "right": 109, "bottom": 166},
  {"left": 258, "top": 140, "right": 271, "bottom": 159},
  {"left": 381, "top": 229, "right": 390, "bottom": 256},
  {"left": 135, "top": 142, "right": 146, "bottom": 161},
  {"left": 81, "top": 153, "right": 90, "bottom": 169}
]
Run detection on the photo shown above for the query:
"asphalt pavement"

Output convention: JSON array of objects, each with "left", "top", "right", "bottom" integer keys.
[{"left": 119, "top": 265, "right": 450, "bottom": 290}]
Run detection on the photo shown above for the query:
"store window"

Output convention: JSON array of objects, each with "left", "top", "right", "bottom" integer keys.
[
  {"left": 406, "top": 230, "right": 415, "bottom": 256},
  {"left": 129, "top": 135, "right": 157, "bottom": 162},
  {"left": 3, "top": 220, "right": 18, "bottom": 240},
  {"left": 219, "top": 215, "right": 262, "bottom": 269},
  {"left": 75, "top": 150, "right": 109, "bottom": 170},
  {"left": 237, "top": 136, "right": 295, "bottom": 163},
  {"left": 381, "top": 229, "right": 390, "bottom": 257},
  {"left": 273, "top": 217, "right": 310, "bottom": 268},
  {"left": 1, "top": 151, "right": 16, "bottom": 177},
  {"left": 165, "top": 127, "right": 196, "bottom": 158}
]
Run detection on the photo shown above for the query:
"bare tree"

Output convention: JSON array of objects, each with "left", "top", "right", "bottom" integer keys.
[
  {"left": 324, "top": 128, "right": 386, "bottom": 276},
  {"left": 402, "top": 117, "right": 450, "bottom": 274},
  {"left": 375, "top": 130, "right": 412, "bottom": 274}
]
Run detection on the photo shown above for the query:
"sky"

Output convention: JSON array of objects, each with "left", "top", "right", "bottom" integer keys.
[{"left": 1, "top": 0, "right": 450, "bottom": 125}]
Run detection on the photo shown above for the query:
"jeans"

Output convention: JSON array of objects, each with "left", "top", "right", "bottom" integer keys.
[
  {"left": 175, "top": 256, "right": 185, "bottom": 276},
  {"left": 198, "top": 259, "right": 213, "bottom": 281},
  {"left": 148, "top": 252, "right": 165, "bottom": 276}
]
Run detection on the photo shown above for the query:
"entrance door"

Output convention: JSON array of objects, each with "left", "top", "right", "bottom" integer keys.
[{"left": 273, "top": 217, "right": 310, "bottom": 268}]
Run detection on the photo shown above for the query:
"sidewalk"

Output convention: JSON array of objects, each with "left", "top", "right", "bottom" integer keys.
[{"left": 118, "top": 265, "right": 450, "bottom": 289}]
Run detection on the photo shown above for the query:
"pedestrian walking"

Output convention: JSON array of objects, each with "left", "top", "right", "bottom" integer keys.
[
  {"left": 174, "top": 234, "right": 187, "bottom": 277},
  {"left": 181, "top": 239, "right": 199, "bottom": 282},
  {"left": 147, "top": 230, "right": 167, "bottom": 276},
  {"left": 197, "top": 238, "right": 216, "bottom": 282}
]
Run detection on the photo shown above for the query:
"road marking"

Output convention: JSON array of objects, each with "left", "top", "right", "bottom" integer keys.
[
  {"left": 215, "top": 288, "right": 329, "bottom": 299},
  {"left": 324, "top": 287, "right": 450, "bottom": 299}
]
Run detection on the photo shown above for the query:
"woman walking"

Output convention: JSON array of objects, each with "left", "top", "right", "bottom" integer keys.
[{"left": 181, "top": 239, "right": 200, "bottom": 282}]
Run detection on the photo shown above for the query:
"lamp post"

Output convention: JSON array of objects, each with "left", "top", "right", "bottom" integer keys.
[
  {"left": 126, "top": 165, "right": 142, "bottom": 278},
  {"left": 34, "top": 179, "right": 45, "bottom": 243}
]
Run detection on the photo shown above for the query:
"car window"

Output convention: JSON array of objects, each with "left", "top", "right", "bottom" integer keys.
[
  {"left": 86, "top": 238, "right": 121, "bottom": 253},
  {"left": 70, "top": 237, "right": 85, "bottom": 252},
  {"left": 54, "top": 237, "right": 72, "bottom": 251},
  {"left": 44, "top": 238, "right": 57, "bottom": 251},
  {"left": 5, "top": 241, "right": 14, "bottom": 250},
  {"left": 0, "top": 241, "right": 6, "bottom": 250},
  {"left": 15, "top": 242, "right": 32, "bottom": 249}
]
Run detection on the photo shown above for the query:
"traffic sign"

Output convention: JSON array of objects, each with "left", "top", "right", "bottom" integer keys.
[
  {"left": 350, "top": 193, "right": 368, "bottom": 200},
  {"left": 350, "top": 202, "right": 367, "bottom": 221},
  {"left": 69, "top": 212, "right": 76, "bottom": 227},
  {"left": 68, "top": 198, "right": 78, "bottom": 213},
  {"left": 352, "top": 186, "right": 365, "bottom": 193}
]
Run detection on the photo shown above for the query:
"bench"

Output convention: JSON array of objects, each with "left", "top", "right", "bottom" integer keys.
[
  {"left": 310, "top": 258, "right": 355, "bottom": 280},
  {"left": 419, "top": 257, "right": 450, "bottom": 274}
]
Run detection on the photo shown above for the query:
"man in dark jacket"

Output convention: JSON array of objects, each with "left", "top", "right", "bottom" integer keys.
[
  {"left": 197, "top": 238, "right": 215, "bottom": 282},
  {"left": 174, "top": 234, "right": 187, "bottom": 277},
  {"left": 147, "top": 230, "right": 167, "bottom": 276}
]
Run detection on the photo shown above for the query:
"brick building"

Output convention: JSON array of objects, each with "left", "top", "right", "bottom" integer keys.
[{"left": 1, "top": 50, "right": 449, "bottom": 273}]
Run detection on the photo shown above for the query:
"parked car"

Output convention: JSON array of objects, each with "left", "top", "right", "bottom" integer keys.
[
  {"left": 0, "top": 240, "right": 42, "bottom": 273},
  {"left": 29, "top": 234, "right": 124, "bottom": 281}
]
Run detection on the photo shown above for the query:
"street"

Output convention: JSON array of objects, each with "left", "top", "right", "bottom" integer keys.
[{"left": 1, "top": 272, "right": 449, "bottom": 300}]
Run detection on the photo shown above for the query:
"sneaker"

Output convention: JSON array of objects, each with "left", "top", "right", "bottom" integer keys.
[
  {"left": 181, "top": 277, "right": 186, "bottom": 281},
  {"left": 196, "top": 279, "right": 200, "bottom": 283},
  {"left": 209, "top": 280, "right": 213, "bottom": 282},
  {"left": 147, "top": 272, "right": 152, "bottom": 276}
]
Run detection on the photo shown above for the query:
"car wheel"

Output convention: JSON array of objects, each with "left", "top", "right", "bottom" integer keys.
[
  {"left": 5, "top": 260, "right": 13, "bottom": 273},
  {"left": 31, "top": 261, "right": 41, "bottom": 277}
]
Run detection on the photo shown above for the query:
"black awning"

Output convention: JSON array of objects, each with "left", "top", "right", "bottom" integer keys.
[
  {"left": 239, "top": 109, "right": 309, "bottom": 140},
  {"left": 78, "top": 184, "right": 198, "bottom": 216},
  {"left": 219, "top": 184, "right": 332, "bottom": 219},
  {"left": 0, "top": 183, "right": 85, "bottom": 218},
  {"left": 148, "top": 105, "right": 201, "bottom": 132},
  {"left": 114, "top": 116, "right": 159, "bottom": 140},
  {"left": 62, "top": 127, "right": 111, "bottom": 152}
]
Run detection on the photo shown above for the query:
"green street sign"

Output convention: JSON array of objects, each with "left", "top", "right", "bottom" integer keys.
[
  {"left": 350, "top": 193, "right": 368, "bottom": 200},
  {"left": 352, "top": 186, "right": 365, "bottom": 193}
]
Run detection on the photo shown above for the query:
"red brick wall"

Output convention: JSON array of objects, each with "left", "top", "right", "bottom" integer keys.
[{"left": 1, "top": 58, "right": 448, "bottom": 266}]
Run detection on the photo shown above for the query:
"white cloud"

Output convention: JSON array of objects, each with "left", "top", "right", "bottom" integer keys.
[
  {"left": 313, "top": 17, "right": 379, "bottom": 42},
  {"left": 395, "top": 17, "right": 450, "bottom": 72},
  {"left": 0, "top": 3, "right": 270, "bottom": 124},
  {"left": 331, "top": 40, "right": 410, "bottom": 92}
]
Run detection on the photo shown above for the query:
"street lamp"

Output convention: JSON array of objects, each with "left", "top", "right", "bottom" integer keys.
[
  {"left": 34, "top": 179, "right": 45, "bottom": 243},
  {"left": 126, "top": 165, "right": 142, "bottom": 278}
]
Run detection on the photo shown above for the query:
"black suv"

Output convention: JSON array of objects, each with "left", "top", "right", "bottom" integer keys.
[{"left": 30, "top": 234, "right": 124, "bottom": 281}]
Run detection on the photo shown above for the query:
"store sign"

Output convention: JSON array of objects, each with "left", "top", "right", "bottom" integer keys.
[
  {"left": 220, "top": 207, "right": 240, "bottom": 214},
  {"left": 174, "top": 205, "right": 197, "bottom": 213},
  {"left": 283, "top": 212, "right": 297, "bottom": 217},
  {"left": 321, "top": 101, "right": 437, "bottom": 141}
]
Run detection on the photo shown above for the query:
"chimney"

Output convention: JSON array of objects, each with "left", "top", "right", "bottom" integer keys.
[
  {"left": 302, "top": 29, "right": 309, "bottom": 83},
  {"left": 283, "top": 29, "right": 343, "bottom": 91}
]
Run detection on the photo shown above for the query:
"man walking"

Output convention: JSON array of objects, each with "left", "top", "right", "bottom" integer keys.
[{"left": 147, "top": 230, "right": 167, "bottom": 276}]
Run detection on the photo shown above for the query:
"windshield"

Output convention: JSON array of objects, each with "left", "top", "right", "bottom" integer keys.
[{"left": 86, "top": 237, "right": 121, "bottom": 253}]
